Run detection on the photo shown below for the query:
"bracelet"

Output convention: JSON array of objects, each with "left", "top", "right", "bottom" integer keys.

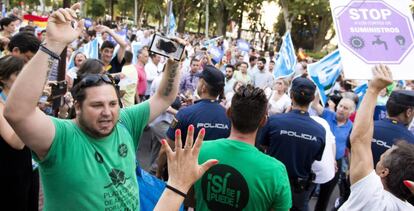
[
  {"left": 165, "top": 184, "right": 187, "bottom": 198},
  {"left": 39, "top": 44, "right": 61, "bottom": 61}
]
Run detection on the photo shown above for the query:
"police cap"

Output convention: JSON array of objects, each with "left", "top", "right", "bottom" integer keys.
[
  {"left": 389, "top": 90, "right": 414, "bottom": 106},
  {"left": 196, "top": 65, "right": 225, "bottom": 89},
  {"left": 291, "top": 77, "right": 316, "bottom": 96}
]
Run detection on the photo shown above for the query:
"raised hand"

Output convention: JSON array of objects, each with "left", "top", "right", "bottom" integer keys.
[
  {"left": 45, "top": 3, "right": 84, "bottom": 54},
  {"left": 161, "top": 125, "right": 218, "bottom": 193},
  {"left": 369, "top": 64, "right": 393, "bottom": 93}
]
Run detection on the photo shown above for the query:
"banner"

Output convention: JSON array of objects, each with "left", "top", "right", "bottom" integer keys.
[
  {"left": 308, "top": 49, "right": 342, "bottom": 106},
  {"left": 330, "top": 0, "right": 414, "bottom": 79},
  {"left": 354, "top": 82, "right": 368, "bottom": 107},
  {"left": 208, "top": 46, "right": 224, "bottom": 63},
  {"left": 237, "top": 39, "right": 250, "bottom": 52},
  {"left": 273, "top": 32, "right": 297, "bottom": 79}
]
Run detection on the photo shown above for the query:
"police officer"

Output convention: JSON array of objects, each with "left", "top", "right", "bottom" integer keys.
[
  {"left": 371, "top": 90, "right": 414, "bottom": 165},
  {"left": 157, "top": 65, "right": 231, "bottom": 177},
  {"left": 259, "top": 77, "right": 325, "bottom": 211}
]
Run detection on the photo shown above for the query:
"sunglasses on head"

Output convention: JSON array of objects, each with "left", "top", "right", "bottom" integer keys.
[{"left": 77, "top": 74, "right": 114, "bottom": 89}]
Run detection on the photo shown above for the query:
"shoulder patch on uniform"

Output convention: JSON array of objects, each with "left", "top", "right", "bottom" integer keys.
[{"left": 171, "top": 117, "right": 179, "bottom": 129}]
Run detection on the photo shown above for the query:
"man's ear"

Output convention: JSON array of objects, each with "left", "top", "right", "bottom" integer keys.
[
  {"left": 74, "top": 101, "right": 81, "bottom": 116},
  {"left": 11, "top": 47, "right": 20, "bottom": 55},
  {"left": 259, "top": 114, "right": 268, "bottom": 127},
  {"left": 226, "top": 107, "right": 232, "bottom": 118},
  {"left": 379, "top": 168, "right": 390, "bottom": 178}
]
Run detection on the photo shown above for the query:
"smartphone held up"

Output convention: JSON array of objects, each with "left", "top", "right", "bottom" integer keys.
[{"left": 149, "top": 34, "right": 185, "bottom": 61}]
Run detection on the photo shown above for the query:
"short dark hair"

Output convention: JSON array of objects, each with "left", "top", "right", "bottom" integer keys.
[
  {"left": 203, "top": 80, "right": 222, "bottom": 97},
  {"left": 0, "top": 55, "right": 24, "bottom": 88},
  {"left": 225, "top": 65, "right": 235, "bottom": 71},
  {"left": 190, "top": 58, "right": 199, "bottom": 65},
  {"left": 386, "top": 98, "right": 411, "bottom": 117},
  {"left": 290, "top": 90, "right": 314, "bottom": 107},
  {"left": 258, "top": 57, "right": 266, "bottom": 64},
  {"left": 382, "top": 140, "right": 414, "bottom": 200},
  {"left": 270, "top": 60, "right": 275, "bottom": 64},
  {"left": 230, "top": 85, "right": 268, "bottom": 133},
  {"left": 100, "top": 41, "right": 115, "bottom": 51},
  {"left": 124, "top": 51, "right": 133, "bottom": 63},
  {"left": 249, "top": 56, "right": 257, "bottom": 63},
  {"left": 8, "top": 32, "right": 40, "bottom": 53},
  {"left": 86, "top": 30, "right": 97, "bottom": 38}
]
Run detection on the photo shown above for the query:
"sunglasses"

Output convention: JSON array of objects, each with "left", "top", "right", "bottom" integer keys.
[{"left": 75, "top": 74, "right": 115, "bottom": 92}]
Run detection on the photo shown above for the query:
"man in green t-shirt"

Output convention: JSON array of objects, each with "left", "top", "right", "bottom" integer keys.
[
  {"left": 3, "top": 4, "right": 183, "bottom": 210},
  {"left": 193, "top": 85, "right": 292, "bottom": 210}
]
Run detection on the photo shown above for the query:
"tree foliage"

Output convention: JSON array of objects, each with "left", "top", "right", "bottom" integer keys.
[{"left": 276, "top": 0, "right": 334, "bottom": 51}]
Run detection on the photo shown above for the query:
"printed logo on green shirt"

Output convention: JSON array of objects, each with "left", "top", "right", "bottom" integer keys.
[
  {"left": 118, "top": 143, "right": 128, "bottom": 157},
  {"left": 104, "top": 169, "right": 131, "bottom": 188},
  {"left": 201, "top": 164, "right": 249, "bottom": 211}
]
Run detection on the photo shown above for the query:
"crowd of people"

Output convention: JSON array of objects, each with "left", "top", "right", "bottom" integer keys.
[{"left": 1, "top": 3, "right": 414, "bottom": 211}]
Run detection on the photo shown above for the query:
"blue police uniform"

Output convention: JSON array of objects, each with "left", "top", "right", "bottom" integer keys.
[
  {"left": 166, "top": 99, "right": 231, "bottom": 142},
  {"left": 372, "top": 118, "right": 414, "bottom": 165},
  {"left": 259, "top": 110, "right": 326, "bottom": 179}
]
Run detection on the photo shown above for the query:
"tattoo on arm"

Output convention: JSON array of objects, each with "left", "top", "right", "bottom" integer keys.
[
  {"left": 163, "top": 62, "right": 179, "bottom": 96},
  {"left": 45, "top": 56, "right": 55, "bottom": 83}
]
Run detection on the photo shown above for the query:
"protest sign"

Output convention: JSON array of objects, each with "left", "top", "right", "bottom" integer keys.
[{"left": 330, "top": 0, "right": 414, "bottom": 79}]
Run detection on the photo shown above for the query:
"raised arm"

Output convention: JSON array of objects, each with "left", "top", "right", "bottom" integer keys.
[
  {"left": 4, "top": 4, "right": 84, "bottom": 159},
  {"left": 148, "top": 39, "right": 186, "bottom": 123},
  {"left": 349, "top": 64, "right": 393, "bottom": 185},
  {"left": 0, "top": 102, "right": 24, "bottom": 149},
  {"left": 311, "top": 92, "right": 324, "bottom": 116},
  {"left": 95, "top": 25, "right": 127, "bottom": 64}
]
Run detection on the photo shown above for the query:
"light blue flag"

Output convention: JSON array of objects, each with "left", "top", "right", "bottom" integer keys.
[
  {"left": 203, "top": 36, "right": 223, "bottom": 47},
  {"left": 308, "top": 49, "right": 342, "bottom": 106},
  {"left": 237, "top": 39, "right": 250, "bottom": 52},
  {"left": 67, "top": 39, "right": 99, "bottom": 70},
  {"left": 208, "top": 46, "right": 224, "bottom": 63},
  {"left": 132, "top": 42, "right": 145, "bottom": 65},
  {"left": 354, "top": 83, "right": 368, "bottom": 107},
  {"left": 274, "top": 32, "right": 297, "bottom": 79},
  {"left": 168, "top": 12, "right": 176, "bottom": 37}
]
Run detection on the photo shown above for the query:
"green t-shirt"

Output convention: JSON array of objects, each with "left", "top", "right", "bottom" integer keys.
[
  {"left": 34, "top": 101, "right": 150, "bottom": 211},
  {"left": 195, "top": 139, "right": 292, "bottom": 211}
]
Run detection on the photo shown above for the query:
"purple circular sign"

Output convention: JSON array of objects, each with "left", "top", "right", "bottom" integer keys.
[{"left": 336, "top": 1, "right": 414, "bottom": 64}]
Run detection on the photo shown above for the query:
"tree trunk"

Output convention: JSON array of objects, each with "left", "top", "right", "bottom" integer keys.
[
  {"left": 237, "top": 1, "right": 244, "bottom": 39},
  {"left": 177, "top": 0, "right": 187, "bottom": 33},
  {"left": 136, "top": 0, "right": 145, "bottom": 28},
  {"left": 197, "top": 12, "right": 202, "bottom": 34},
  {"left": 216, "top": 2, "right": 229, "bottom": 37},
  {"left": 312, "top": 15, "right": 334, "bottom": 51},
  {"left": 280, "top": 0, "right": 292, "bottom": 32}
]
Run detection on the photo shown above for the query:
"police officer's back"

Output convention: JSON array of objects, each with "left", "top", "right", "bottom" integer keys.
[
  {"left": 259, "top": 77, "right": 325, "bottom": 211},
  {"left": 372, "top": 90, "right": 414, "bottom": 165},
  {"left": 166, "top": 65, "right": 231, "bottom": 142}
]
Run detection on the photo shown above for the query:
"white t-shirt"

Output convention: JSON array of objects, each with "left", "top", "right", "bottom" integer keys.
[
  {"left": 339, "top": 170, "right": 414, "bottom": 211},
  {"left": 268, "top": 93, "right": 291, "bottom": 115},
  {"left": 311, "top": 116, "right": 336, "bottom": 184}
]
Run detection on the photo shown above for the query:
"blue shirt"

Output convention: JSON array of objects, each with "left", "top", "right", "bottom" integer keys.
[
  {"left": 258, "top": 110, "right": 326, "bottom": 179},
  {"left": 372, "top": 118, "right": 414, "bottom": 165},
  {"left": 321, "top": 109, "right": 353, "bottom": 160},
  {"left": 166, "top": 99, "right": 231, "bottom": 142}
]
